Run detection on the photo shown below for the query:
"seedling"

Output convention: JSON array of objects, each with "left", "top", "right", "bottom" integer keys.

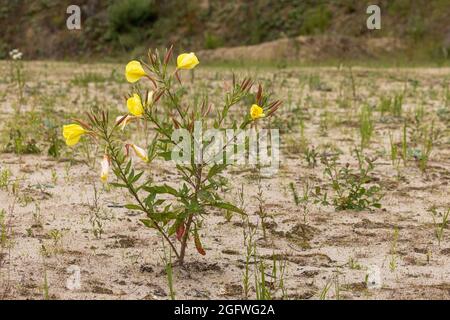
[
  {"left": 389, "top": 227, "right": 399, "bottom": 272},
  {"left": 359, "top": 104, "right": 374, "bottom": 150},
  {"left": 242, "top": 216, "right": 256, "bottom": 299},
  {"left": 256, "top": 174, "right": 270, "bottom": 239},
  {"left": 389, "top": 132, "right": 401, "bottom": 177},
  {"left": 318, "top": 150, "right": 383, "bottom": 211},
  {"left": 428, "top": 207, "right": 449, "bottom": 246},
  {"left": 289, "top": 181, "right": 312, "bottom": 223},
  {"left": 0, "top": 168, "right": 11, "bottom": 190},
  {"left": 304, "top": 146, "right": 318, "bottom": 167}
]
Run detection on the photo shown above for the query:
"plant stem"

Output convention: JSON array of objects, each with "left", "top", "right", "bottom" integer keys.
[
  {"left": 178, "top": 164, "right": 203, "bottom": 265},
  {"left": 104, "top": 132, "right": 180, "bottom": 259},
  {"left": 178, "top": 213, "right": 193, "bottom": 265}
]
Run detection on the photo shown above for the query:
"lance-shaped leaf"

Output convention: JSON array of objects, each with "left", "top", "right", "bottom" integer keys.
[
  {"left": 209, "top": 202, "right": 245, "bottom": 215},
  {"left": 143, "top": 184, "right": 179, "bottom": 197}
]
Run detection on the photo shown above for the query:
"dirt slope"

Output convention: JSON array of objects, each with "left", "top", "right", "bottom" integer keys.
[{"left": 198, "top": 36, "right": 405, "bottom": 62}]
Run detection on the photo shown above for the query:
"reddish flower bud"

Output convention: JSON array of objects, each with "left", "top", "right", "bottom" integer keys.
[
  {"left": 194, "top": 233, "right": 206, "bottom": 256},
  {"left": 164, "top": 44, "right": 174, "bottom": 65},
  {"left": 176, "top": 224, "right": 185, "bottom": 241}
]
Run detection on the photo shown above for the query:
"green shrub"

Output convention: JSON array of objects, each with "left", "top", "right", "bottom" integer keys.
[
  {"left": 5, "top": 129, "right": 40, "bottom": 155},
  {"left": 300, "top": 5, "right": 332, "bottom": 35},
  {"left": 407, "top": 15, "right": 426, "bottom": 43},
  {"left": 108, "top": 0, "right": 157, "bottom": 33},
  {"left": 204, "top": 32, "right": 223, "bottom": 50}
]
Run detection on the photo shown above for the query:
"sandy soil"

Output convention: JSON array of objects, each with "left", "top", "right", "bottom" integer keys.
[{"left": 0, "top": 61, "right": 449, "bottom": 300}]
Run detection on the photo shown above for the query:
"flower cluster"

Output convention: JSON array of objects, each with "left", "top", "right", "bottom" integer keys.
[
  {"left": 9, "top": 49, "right": 23, "bottom": 60},
  {"left": 63, "top": 51, "right": 276, "bottom": 181}
]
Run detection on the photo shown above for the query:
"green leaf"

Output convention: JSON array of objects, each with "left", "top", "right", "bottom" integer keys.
[
  {"left": 131, "top": 171, "right": 144, "bottom": 183},
  {"left": 207, "top": 164, "right": 227, "bottom": 180},
  {"left": 144, "top": 184, "right": 178, "bottom": 197},
  {"left": 125, "top": 204, "right": 143, "bottom": 211},
  {"left": 127, "top": 168, "right": 135, "bottom": 182},
  {"left": 158, "top": 151, "right": 172, "bottom": 161},
  {"left": 124, "top": 160, "right": 132, "bottom": 175},
  {"left": 151, "top": 211, "right": 178, "bottom": 221},
  {"left": 140, "top": 219, "right": 155, "bottom": 228},
  {"left": 198, "top": 190, "right": 215, "bottom": 202},
  {"left": 109, "top": 182, "right": 128, "bottom": 188},
  {"left": 185, "top": 199, "right": 202, "bottom": 214},
  {"left": 210, "top": 202, "right": 245, "bottom": 215},
  {"left": 168, "top": 221, "right": 179, "bottom": 236}
]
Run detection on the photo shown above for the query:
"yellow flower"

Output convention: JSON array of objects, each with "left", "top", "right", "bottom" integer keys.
[
  {"left": 63, "top": 124, "right": 87, "bottom": 146},
  {"left": 127, "top": 94, "right": 144, "bottom": 116},
  {"left": 130, "top": 144, "right": 149, "bottom": 162},
  {"left": 125, "top": 60, "right": 147, "bottom": 83},
  {"left": 100, "top": 155, "right": 110, "bottom": 183},
  {"left": 250, "top": 104, "right": 265, "bottom": 120},
  {"left": 176, "top": 52, "right": 199, "bottom": 70}
]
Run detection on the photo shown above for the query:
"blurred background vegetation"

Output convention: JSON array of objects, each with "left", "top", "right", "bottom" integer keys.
[{"left": 0, "top": 0, "right": 449, "bottom": 64}]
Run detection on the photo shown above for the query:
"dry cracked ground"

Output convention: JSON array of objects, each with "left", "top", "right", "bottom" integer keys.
[{"left": 0, "top": 61, "right": 449, "bottom": 299}]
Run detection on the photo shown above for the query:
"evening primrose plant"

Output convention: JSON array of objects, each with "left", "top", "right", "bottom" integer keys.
[{"left": 62, "top": 46, "right": 281, "bottom": 265}]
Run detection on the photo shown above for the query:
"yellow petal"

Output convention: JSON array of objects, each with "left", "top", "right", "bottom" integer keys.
[
  {"left": 250, "top": 104, "right": 265, "bottom": 120},
  {"left": 127, "top": 94, "right": 144, "bottom": 116},
  {"left": 125, "top": 60, "right": 147, "bottom": 83},
  {"left": 63, "top": 124, "right": 85, "bottom": 139},
  {"left": 65, "top": 135, "right": 82, "bottom": 146},
  {"left": 177, "top": 52, "right": 199, "bottom": 70},
  {"left": 63, "top": 124, "right": 86, "bottom": 146}
]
